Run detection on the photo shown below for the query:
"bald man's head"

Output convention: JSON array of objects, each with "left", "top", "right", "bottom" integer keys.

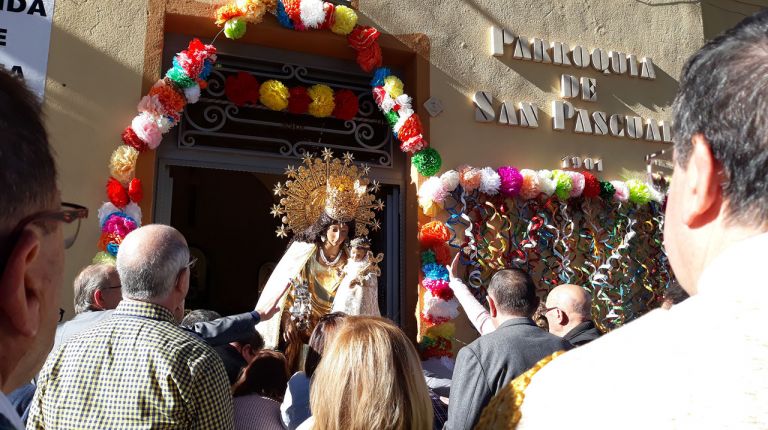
[
  {"left": 116, "top": 225, "right": 189, "bottom": 301},
  {"left": 544, "top": 284, "right": 592, "bottom": 336}
]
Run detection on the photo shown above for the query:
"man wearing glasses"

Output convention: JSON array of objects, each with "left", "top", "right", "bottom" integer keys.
[
  {"left": 0, "top": 70, "right": 88, "bottom": 429},
  {"left": 28, "top": 225, "right": 234, "bottom": 429}
]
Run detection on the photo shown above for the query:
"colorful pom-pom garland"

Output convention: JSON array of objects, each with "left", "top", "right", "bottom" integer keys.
[
  {"left": 213, "top": 0, "right": 441, "bottom": 178},
  {"left": 417, "top": 164, "right": 665, "bottom": 214},
  {"left": 222, "top": 73, "right": 360, "bottom": 120},
  {"left": 418, "top": 221, "right": 458, "bottom": 358},
  {"left": 94, "top": 38, "right": 217, "bottom": 261},
  {"left": 97, "top": 4, "right": 443, "bottom": 270}
]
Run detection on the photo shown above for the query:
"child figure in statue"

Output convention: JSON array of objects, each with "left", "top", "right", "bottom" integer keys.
[{"left": 331, "top": 237, "right": 382, "bottom": 316}]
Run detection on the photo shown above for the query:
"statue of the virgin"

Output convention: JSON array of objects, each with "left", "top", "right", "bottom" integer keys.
[{"left": 253, "top": 149, "right": 384, "bottom": 371}]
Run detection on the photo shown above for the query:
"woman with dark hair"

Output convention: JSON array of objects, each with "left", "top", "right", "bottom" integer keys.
[
  {"left": 232, "top": 350, "right": 290, "bottom": 430},
  {"left": 281, "top": 312, "right": 348, "bottom": 430}
]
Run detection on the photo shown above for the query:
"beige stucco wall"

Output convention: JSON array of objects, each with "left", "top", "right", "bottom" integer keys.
[
  {"left": 362, "top": 0, "right": 704, "bottom": 179},
  {"left": 45, "top": 0, "right": 148, "bottom": 317},
  {"left": 44, "top": 0, "right": 757, "bottom": 323}
]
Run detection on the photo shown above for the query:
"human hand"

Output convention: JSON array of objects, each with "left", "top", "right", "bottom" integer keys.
[{"left": 447, "top": 252, "right": 462, "bottom": 281}]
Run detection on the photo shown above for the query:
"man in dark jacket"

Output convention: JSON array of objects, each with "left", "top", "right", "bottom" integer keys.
[
  {"left": 444, "top": 269, "right": 572, "bottom": 430},
  {"left": 543, "top": 284, "right": 602, "bottom": 346}
]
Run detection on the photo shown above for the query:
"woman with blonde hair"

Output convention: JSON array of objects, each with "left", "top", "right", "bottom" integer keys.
[{"left": 300, "top": 316, "right": 433, "bottom": 430}]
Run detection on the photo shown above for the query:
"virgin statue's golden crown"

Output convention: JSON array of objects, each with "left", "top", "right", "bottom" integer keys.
[{"left": 270, "top": 148, "right": 384, "bottom": 238}]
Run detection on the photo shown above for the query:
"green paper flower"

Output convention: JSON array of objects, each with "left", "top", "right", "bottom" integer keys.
[
  {"left": 412, "top": 148, "right": 442, "bottom": 177},
  {"left": 626, "top": 179, "right": 652, "bottom": 205},
  {"left": 385, "top": 110, "right": 399, "bottom": 127},
  {"left": 552, "top": 169, "right": 573, "bottom": 200},
  {"left": 224, "top": 17, "right": 247, "bottom": 40},
  {"left": 165, "top": 67, "right": 196, "bottom": 89},
  {"left": 599, "top": 181, "right": 615, "bottom": 200},
  {"left": 421, "top": 250, "right": 437, "bottom": 264}
]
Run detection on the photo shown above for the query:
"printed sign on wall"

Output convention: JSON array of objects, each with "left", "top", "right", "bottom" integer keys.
[{"left": 0, "top": 0, "right": 55, "bottom": 99}]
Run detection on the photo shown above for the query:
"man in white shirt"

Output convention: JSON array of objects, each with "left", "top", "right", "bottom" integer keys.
[{"left": 477, "top": 10, "right": 768, "bottom": 429}]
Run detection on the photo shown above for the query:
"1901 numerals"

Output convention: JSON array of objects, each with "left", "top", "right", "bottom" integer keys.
[{"left": 561, "top": 156, "right": 603, "bottom": 171}]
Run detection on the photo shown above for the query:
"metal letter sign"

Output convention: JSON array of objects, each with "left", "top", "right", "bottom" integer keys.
[{"left": 0, "top": 0, "right": 56, "bottom": 99}]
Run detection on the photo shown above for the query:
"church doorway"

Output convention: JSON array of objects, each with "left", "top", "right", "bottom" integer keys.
[{"left": 153, "top": 33, "right": 407, "bottom": 323}]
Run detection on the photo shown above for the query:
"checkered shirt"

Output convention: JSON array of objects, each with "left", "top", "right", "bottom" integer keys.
[{"left": 27, "top": 300, "right": 234, "bottom": 429}]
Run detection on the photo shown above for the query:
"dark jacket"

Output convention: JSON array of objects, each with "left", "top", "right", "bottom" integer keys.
[
  {"left": 563, "top": 320, "right": 601, "bottom": 346},
  {"left": 444, "top": 318, "right": 572, "bottom": 430}
]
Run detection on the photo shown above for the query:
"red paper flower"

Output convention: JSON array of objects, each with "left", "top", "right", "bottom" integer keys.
[
  {"left": 225, "top": 71, "right": 260, "bottom": 107},
  {"left": 107, "top": 177, "right": 129, "bottom": 208},
  {"left": 357, "top": 44, "right": 382, "bottom": 73},
  {"left": 332, "top": 89, "right": 358, "bottom": 120},
  {"left": 128, "top": 178, "right": 143, "bottom": 203},
  {"left": 582, "top": 171, "right": 601, "bottom": 198},
  {"left": 423, "top": 278, "right": 454, "bottom": 301},
  {"left": 187, "top": 38, "right": 217, "bottom": 60},
  {"left": 121, "top": 127, "right": 148, "bottom": 152},
  {"left": 97, "top": 232, "right": 122, "bottom": 252},
  {"left": 433, "top": 243, "right": 452, "bottom": 265},
  {"left": 348, "top": 25, "right": 380, "bottom": 50},
  {"left": 397, "top": 114, "right": 427, "bottom": 154},
  {"left": 288, "top": 86, "right": 311, "bottom": 114},
  {"left": 419, "top": 221, "right": 450, "bottom": 248},
  {"left": 321, "top": 2, "right": 335, "bottom": 29},
  {"left": 372, "top": 86, "right": 386, "bottom": 105},
  {"left": 283, "top": 0, "right": 303, "bottom": 28}
]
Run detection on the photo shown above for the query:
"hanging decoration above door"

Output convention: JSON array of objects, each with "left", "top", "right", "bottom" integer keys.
[{"left": 92, "top": 1, "right": 438, "bottom": 263}]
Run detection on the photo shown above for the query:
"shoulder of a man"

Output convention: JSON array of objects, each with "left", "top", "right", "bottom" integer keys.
[{"left": 517, "top": 309, "right": 673, "bottom": 428}]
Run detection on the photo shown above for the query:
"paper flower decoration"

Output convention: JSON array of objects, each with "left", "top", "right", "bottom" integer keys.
[
  {"left": 332, "top": 89, "right": 358, "bottom": 120},
  {"left": 260, "top": 80, "right": 289, "bottom": 111},
  {"left": 498, "top": 166, "right": 523, "bottom": 198},
  {"left": 225, "top": 71, "right": 260, "bottom": 106},
  {"left": 419, "top": 221, "right": 450, "bottom": 247},
  {"left": 109, "top": 145, "right": 139, "bottom": 185},
  {"left": 412, "top": 148, "right": 442, "bottom": 177},
  {"left": 331, "top": 5, "right": 357, "bottom": 35},
  {"left": 307, "top": 84, "right": 335, "bottom": 118}
]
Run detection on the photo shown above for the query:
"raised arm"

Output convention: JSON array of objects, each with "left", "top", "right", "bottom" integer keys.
[{"left": 447, "top": 253, "right": 496, "bottom": 335}]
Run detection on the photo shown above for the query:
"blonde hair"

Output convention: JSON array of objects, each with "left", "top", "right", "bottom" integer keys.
[{"left": 309, "top": 317, "right": 433, "bottom": 430}]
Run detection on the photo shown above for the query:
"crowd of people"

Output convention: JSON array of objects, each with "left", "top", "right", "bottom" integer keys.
[{"left": 1, "top": 8, "right": 767, "bottom": 430}]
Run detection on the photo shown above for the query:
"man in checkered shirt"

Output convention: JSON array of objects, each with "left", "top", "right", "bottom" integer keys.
[{"left": 28, "top": 225, "right": 234, "bottom": 429}]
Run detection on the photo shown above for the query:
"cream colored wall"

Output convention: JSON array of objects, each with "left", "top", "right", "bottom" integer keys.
[
  {"left": 44, "top": 0, "right": 148, "bottom": 317},
  {"left": 361, "top": 0, "right": 704, "bottom": 179}
]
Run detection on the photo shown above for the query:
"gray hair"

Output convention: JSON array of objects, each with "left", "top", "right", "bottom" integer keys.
[
  {"left": 73, "top": 264, "right": 117, "bottom": 314},
  {"left": 116, "top": 225, "right": 189, "bottom": 301}
]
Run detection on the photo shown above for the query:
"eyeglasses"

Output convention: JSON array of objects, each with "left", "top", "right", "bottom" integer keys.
[
  {"left": 187, "top": 257, "right": 198, "bottom": 270},
  {"left": 541, "top": 306, "right": 560, "bottom": 315},
  {"left": 10, "top": 202, "right": 89, "bottom": 250},
  {"left": 58, "top": 308, "right": 65, "bottom": 323}
]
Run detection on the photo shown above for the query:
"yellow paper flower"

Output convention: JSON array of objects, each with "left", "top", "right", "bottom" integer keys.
[
  {"left": 307, "top": 84, "right": 335, "bottom": 118},
  {"left": 92, "top": 251, "right": 116, "bottom": 266},
  {"left": 109, "top": 145, "right": 139, "bottom": 184},
  {"left": 260, "top": 80, "right": 289, "bottom": 111},
  {"left": 236, "top": 0, "right": 268, "bottom": 23},
  {"left": 425, "top": 322, "right": 455, "bottom": 339},
  {"left": 331, "top": 5, "right": 358, "bottom": 35},
  {"left": 383, "top": 75, "right": 404, "bottom": 98}
]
